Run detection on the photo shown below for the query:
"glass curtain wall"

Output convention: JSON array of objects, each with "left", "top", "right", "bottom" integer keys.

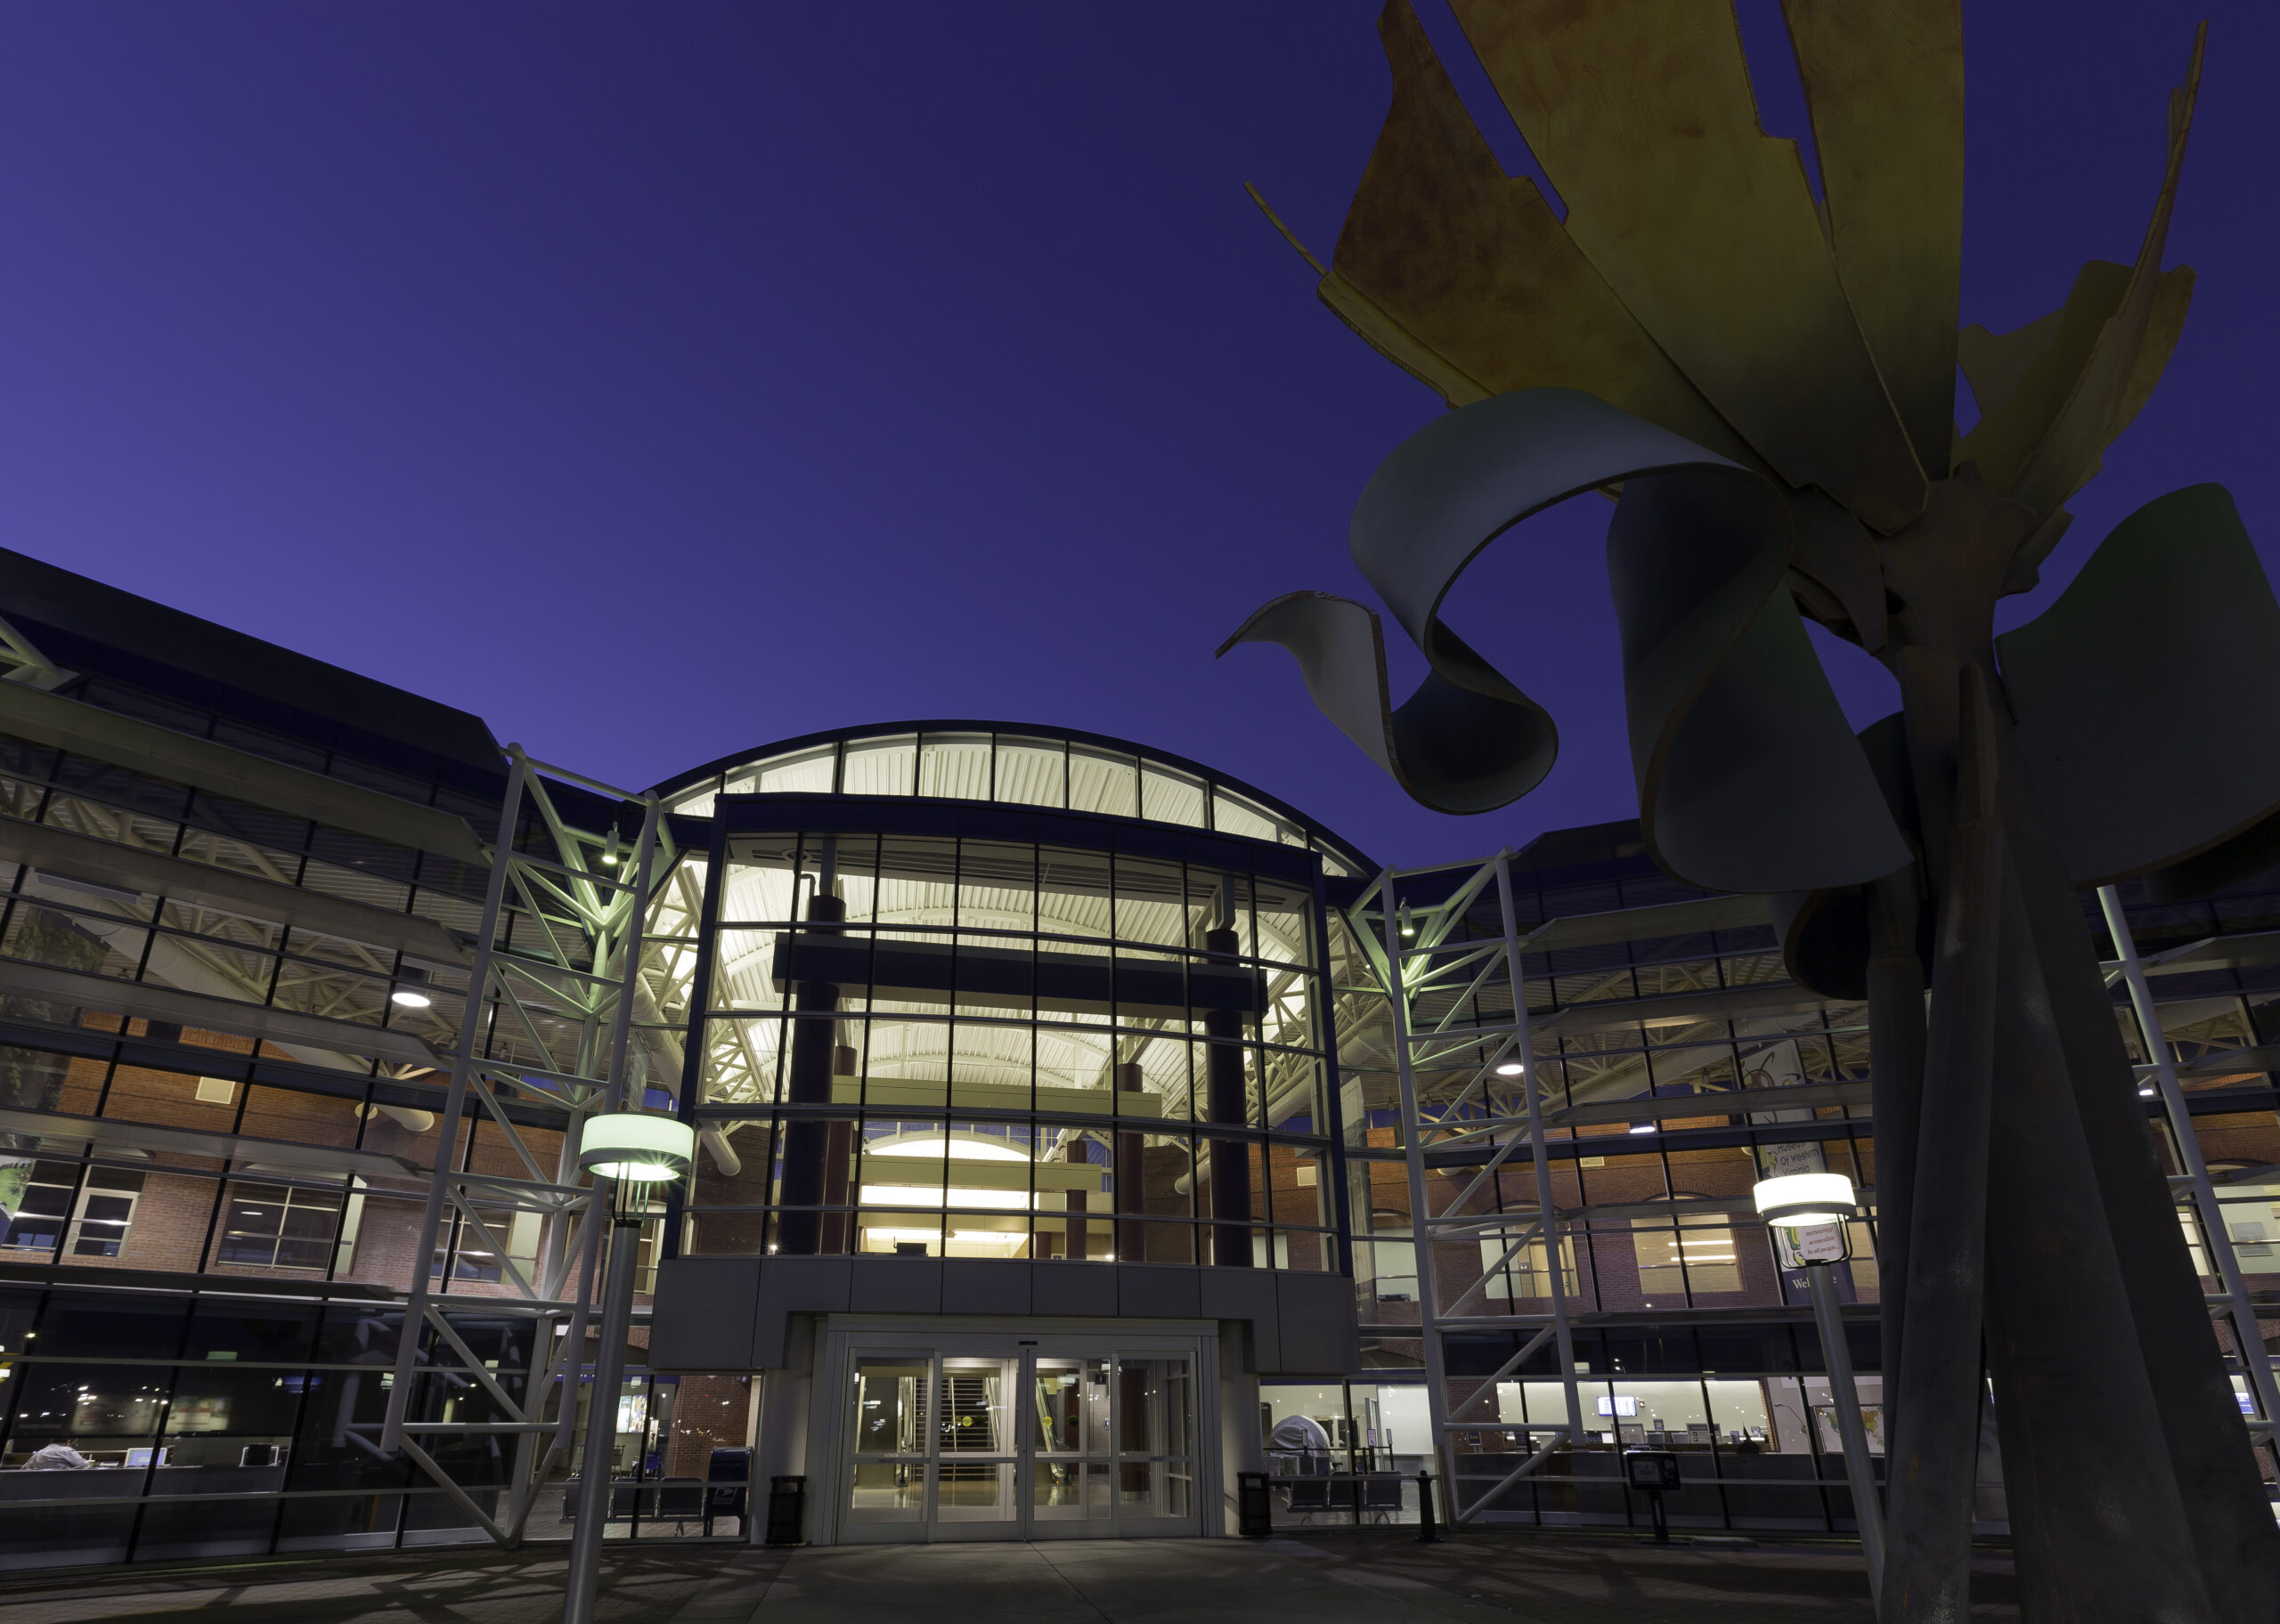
[
  {"left": 1327, "top": 834, "right": 2280, "bottom": 1530},
  {"left": 683, "top": 818, "right": 1339, "bottom": 1269},
  {"left": 658, "top": 729, "right": 1364, "bottom": 880}
]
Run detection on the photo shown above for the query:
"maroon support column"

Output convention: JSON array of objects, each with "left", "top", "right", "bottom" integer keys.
[
  {"left": 775, "top": 889, "right": 845, "bottom": 1255},
  {"left": 1203, "top": 926, "right": 1253, "bottom": 1267},
  {"left": 1065, "top": 1181, "right": 1088, "bottom": 1261},
  {"left": 1113, "top": 1061, "right": 1145, "bottom": 1262}
]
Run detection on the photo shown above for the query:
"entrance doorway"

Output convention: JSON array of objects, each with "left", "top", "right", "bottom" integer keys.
[{"left": 827, "top": 1328, "right": 1209, "bottom": 1543}]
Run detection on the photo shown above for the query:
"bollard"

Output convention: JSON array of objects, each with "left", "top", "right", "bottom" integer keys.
[{"left": 1416, "top": 1470, "right": 1441, "bottom": 1543}]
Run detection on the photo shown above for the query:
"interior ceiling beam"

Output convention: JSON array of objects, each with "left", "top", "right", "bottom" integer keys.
[
  {"left": 0, "top": 955, "right": 441, "bottom": 1069},
  {"left": 0, "top": 814, "right": 468, "bottom": 966},
  {"left": 0, "top": 682, "right": 486, "bottom": 864}
]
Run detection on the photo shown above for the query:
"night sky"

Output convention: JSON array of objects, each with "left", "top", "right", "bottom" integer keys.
[{"left": 0, "top": 4, "right": 2270, "bottom": 870}]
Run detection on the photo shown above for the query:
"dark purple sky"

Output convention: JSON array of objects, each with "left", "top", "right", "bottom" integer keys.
[{"left": 0, "top": 4, "right": 2270, "bottom": 870}]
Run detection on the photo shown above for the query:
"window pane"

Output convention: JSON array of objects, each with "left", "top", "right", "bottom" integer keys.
[
  {"left": 993, "top": 738, "right": 1066, "bottom": 808},
  {"left": 842, "top": 735, "right": 916, "bottom": 797},
  {"left": 1140, "top": 764, "right": 1206, "bottom": 828},
  {"left": 917, "top": 734, "right": 992, "bottom": 800},
  {"left": 1116, "top": 1357, "right": 1193, "bottom": 1458},
  {"left": 1068, "top": 748, "right": 1137, "bottom": 818},
  {"left": 958, "top": 842, "right": 1036, "bottom": 939},
  {"left": 1032, "top": 1359, "right": 1108, "bottom": 1454},
  {"left": 938, "top": 1360, "right": 1012, "bottom": 1453},
  {"left": 1210, "top": 790, "right": 1282, "bottom": 844},
  {"left": 847, "top": 1356, "right": 927, "bottom": 1522},
  {"left": 753, "top": 745, "right": 835, "bottom": 796}
]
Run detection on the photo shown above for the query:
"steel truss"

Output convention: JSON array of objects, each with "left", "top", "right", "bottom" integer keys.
[
  {"left": 2099, "top": 887, "right": 2280, "bottom": 1448},
  {"left": 370, "top": 748, "right": 670, "bottom": 1546},
  {"left": 0, "top": 633, "right": 683, "bottom": 1546},
  {"left": 1347, "top": 850, "right": 1584, "bottom": 1526}
]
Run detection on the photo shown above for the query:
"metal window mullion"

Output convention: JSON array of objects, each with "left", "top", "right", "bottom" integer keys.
[{"left": 121, "top": 1269, "right": 201, "bottom": 1560}]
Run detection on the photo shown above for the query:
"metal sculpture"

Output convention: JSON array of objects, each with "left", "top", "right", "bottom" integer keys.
[{"left": 1224, "top": 5, "right": 2280, "bottom": 1620}]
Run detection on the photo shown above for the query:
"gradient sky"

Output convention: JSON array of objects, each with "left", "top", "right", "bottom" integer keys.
[{"left": 0, "top": 3, "right": 2270, "bottom": 870}]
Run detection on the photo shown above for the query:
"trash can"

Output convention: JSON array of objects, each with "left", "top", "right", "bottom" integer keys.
[
  {"left": 765, "top": 1474, "right": 807, "bottom": 1546},
  {"left": 1237, "top": 1471, "right": 1272, "bottom": 1537}
]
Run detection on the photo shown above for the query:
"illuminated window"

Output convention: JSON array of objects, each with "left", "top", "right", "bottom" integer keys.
[
  {"left": 66, "top": 1169, "right": 146, "bottom": 1258},
  {"left": 0, "top": 1161, "right": 82, "bottom": 1253},
  {"left": 1633, "top": 1212, "right": 1741, "bottom": 1296},
  {"left": 218, "top": 1181, "right": 338, "bottom": 1270}
]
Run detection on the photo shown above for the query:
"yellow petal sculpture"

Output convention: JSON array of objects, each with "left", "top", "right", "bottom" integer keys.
[{"left": 1226, "top": 8, "right": 2280, "bottom": 1621}]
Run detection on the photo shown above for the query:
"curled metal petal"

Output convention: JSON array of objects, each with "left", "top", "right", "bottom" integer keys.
[
  {"left": 1216, "top": 589, "right": 1551, "bottom": 813},
  {"left": 1222, "top": 387, "right": 1911, "bottom": 893},
  {"left": 2001, "top": 483, "right": 2280, "bottom": 888}
]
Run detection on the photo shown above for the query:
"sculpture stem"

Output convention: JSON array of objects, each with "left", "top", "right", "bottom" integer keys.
[
  {"left": 1993, "top": 723, "right": 2279, "bottom": 1624},
  {"left": 1881, "top": 652, "right": 2235, "bottom": 1622},
  {"left": 1880, "top": 668, "right": 2003, "bottom": 1624}
]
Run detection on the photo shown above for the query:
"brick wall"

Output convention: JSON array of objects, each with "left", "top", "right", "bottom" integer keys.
[{"left": 661, "top": 1374, "right": 753, "bottom": 1478}]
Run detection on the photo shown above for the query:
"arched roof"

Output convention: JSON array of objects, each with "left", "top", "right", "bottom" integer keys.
[{"left": 650, "top": 719, "right": 1374, "bottom": 877}]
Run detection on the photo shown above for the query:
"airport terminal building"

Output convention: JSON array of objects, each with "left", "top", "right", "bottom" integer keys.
[{"left": 0, "top": 549, "right": 2268, "bottom": 1563}]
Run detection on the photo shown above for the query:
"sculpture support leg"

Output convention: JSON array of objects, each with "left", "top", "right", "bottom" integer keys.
[
  {"left": 1979, "top": 865, "right": 2213, "bottom": 1623},
  {"left": 1882, "top": 672, "right": 2002, "bottom": 1623},
  {"left": 1996, "top": 737, "right": 2280, "bottom": 1624}
]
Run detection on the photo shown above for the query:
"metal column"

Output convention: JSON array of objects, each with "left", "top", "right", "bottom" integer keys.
[
  {"left": 2098, "top": 886, "right": 2280, "bottom": 1444},
  {"left": 364, "top": 751, "right": 672, "bottom": 1547},
  {"left": 1354, "top": 851, "right": 1584, "bottom": 1526},
  {"left": 1807, "top": 1259, "right": 1885, "bottom": 1602}
]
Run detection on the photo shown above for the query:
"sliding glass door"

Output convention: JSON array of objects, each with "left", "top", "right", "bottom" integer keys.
[{"left": 836, "top": 1336, "right": 1203, "bottom": 1542}]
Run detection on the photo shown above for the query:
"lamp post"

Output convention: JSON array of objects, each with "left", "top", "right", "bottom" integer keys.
[
  {"left": 562, "top": 1111, "right": 695, "bottom": 1624},
  {"left": 1754, "top": 1171, "right": 1884, "bottom": 1605}
]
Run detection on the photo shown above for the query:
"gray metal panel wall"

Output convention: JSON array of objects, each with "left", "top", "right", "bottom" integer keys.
[{"left": 648, "top": 1255, "right": 1357, "bottom": 1381}]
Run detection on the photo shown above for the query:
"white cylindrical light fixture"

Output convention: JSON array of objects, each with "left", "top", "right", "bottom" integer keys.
[
  {"left": 1753, "top": 1171, "right": 1857, "bottom": 1227},
  {"left": 578, "top": 1112, "right": 695, "bottom": 1183}
]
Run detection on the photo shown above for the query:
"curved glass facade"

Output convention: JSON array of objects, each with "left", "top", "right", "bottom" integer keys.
[
  {"left": 667, "top": 729, "right": 1360, "bottom": 1274},
  {"left": 655, "top": 724, "right": 1369, "bottom": 879}
]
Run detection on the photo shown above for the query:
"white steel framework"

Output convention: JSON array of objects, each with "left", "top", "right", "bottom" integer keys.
[
  {"left": 1347, "top": 850, "right": 1584, "bottom": 1526},
  {"left": 0, "top": 637, "right": 686, "bottom": 1551},
  {"left": 370, "top": 748, "right": 671, "bottom": 1546},
  {"left": 2099, "top": 886, "right": 2280, "bottom": 1446}
]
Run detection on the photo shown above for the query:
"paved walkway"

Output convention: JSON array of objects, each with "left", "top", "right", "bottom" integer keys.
[{"left": 0, "top": 1533, "right": 2018, "bottom": 1624}]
